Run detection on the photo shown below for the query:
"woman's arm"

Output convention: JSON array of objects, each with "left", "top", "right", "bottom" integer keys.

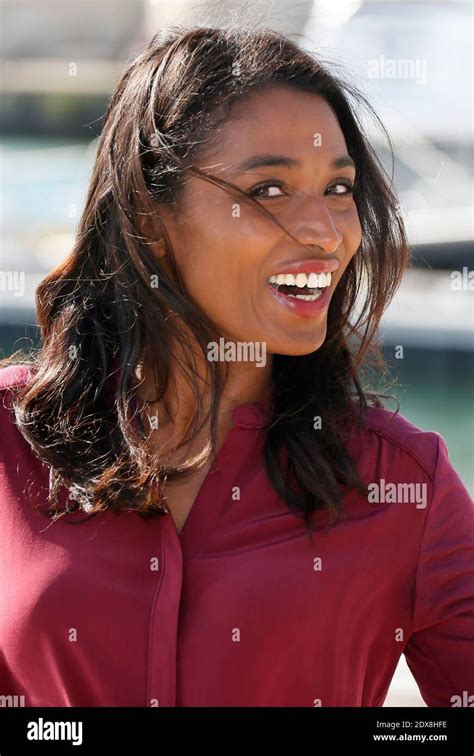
[{"left": 404, "top": 435, "right": 474, "bottom": 706}]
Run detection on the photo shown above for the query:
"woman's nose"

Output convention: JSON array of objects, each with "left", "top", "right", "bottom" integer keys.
[{"left": 289, "top": 196, "right": 343, "bottom": 254}]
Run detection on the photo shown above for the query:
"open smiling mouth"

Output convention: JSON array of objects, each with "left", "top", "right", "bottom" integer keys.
[{"left": 267, "top": 271, "right": 332, "bottom": 301}]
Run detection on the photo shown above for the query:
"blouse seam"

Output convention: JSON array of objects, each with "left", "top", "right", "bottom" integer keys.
[
  {"left": 361, "top": 417, "right": 439, "bottom": 482},
  {"left": 146, "top": 526, "right": 166, "bottom": 707},
  {"left": 410, "top": 435, "right": 442, "bottom": 634},
  {"left": 406, "top": 434, "right": 459, "bottom": 699}
]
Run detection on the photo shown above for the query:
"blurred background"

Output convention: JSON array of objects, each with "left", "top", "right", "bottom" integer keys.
[{"left": 0, "top": 0, "right": 473, "bottom": 706}]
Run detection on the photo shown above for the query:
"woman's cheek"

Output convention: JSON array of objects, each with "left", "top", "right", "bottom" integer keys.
[
  {"left": 182, "top": 260, "right": 235, "bottom": 321},
  {"left": 347, "top": 206, "right": 363, "bottom": 250},
  {"left": 333, "top": 210, "right": 361, "bottom": 261}
]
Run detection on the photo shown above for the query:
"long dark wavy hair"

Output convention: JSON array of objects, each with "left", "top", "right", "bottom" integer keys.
[{"left": 2, "top": 25, "right": 409, "bottom": 534}]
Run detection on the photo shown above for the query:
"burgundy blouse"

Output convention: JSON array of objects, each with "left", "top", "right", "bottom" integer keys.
[{"left": 0, "top": 363, "right": 473, "bottom": 707}]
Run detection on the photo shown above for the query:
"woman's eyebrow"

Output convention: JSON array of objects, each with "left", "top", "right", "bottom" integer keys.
[{"left": 230, "top": 153, "right": 356, "bottom": 174}]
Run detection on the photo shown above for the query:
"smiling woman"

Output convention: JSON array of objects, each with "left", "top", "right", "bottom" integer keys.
[{"left": 0, "top": 25, "right": 472, "bottom": 709}]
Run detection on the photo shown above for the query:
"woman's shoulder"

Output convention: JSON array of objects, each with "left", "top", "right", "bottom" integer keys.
[
  {"left": 0, "top": 362, "right": 34, "bottom": 392},
  {"left": 0, "top": 363, "right": 47, "bottom": 498},
  {"left": 348, "top": 402, "right": 472, "bottom": 537},
  {"left": 0, "top": 363, "right": 35, "bottom": 418},
  {"left": 0, "top": 363, "right": 36, "bottom": 446},
  {"left": 350, "top": 401, "right": 445, "bottom": 483}
]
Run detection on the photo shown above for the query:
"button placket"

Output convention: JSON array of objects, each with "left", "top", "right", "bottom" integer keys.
[
  {"left": 146, "top": 518, "right": 183, "bottom": 707},
  {"left": 146, "top": 398, "right": 272, "bottom": 706}
]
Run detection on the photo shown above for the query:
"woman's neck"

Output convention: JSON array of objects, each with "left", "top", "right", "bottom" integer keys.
[{"left": 135, "top": 352, "right": 273, "bottom": 451}]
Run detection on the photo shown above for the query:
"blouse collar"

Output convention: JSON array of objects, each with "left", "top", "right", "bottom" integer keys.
[
  {"left": 108, "top": 362, "right": 273, "bottom": 431},
  {"left": 231, "top": 398, "right": 273, "bottom": 429}
]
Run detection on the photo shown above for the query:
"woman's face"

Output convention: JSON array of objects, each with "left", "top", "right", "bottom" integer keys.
[{"left": 156, "top": 85, "right": 362, "bottom": 357}]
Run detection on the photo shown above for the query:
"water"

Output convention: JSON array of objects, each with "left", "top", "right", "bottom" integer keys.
[{"left": 381, "top": 348, "right": 473, "bottom": 495}]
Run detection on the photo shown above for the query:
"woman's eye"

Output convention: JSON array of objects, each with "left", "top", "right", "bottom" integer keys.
[
  {"left": 248, "top": 179, "right": 355, "bottom": 199},
  {"left": 248, "top": 182, "right": 285, "bottom": 199},
  {"left": 327, "top": 181, "right": 355, "bottom": 196}
]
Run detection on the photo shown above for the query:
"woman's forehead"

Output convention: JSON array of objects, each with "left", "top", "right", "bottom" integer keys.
[{"left": 202, "top": 88, "right": 348, "bottom": 170}]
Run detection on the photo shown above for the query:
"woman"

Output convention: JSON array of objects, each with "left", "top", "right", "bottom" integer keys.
[{"left": 0, "top": 26, "right": 472, "bottom": 708}]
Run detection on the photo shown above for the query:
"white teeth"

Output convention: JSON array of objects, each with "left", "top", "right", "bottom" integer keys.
[
  {"left": 287, "top": 291, "right": 323, "bottom": 301},
  {"left": 268, "top": 272, "right": 332, "bottom": 287}
]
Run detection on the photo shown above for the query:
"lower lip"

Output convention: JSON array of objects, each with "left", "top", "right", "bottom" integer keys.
[{"left": 267, "top": 283, "right": 331, "bottom": 318}]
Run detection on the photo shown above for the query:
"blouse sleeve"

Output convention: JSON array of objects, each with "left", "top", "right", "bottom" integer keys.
[{"left": 404, "top": 434, "right": 474, "bottom": 706}]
